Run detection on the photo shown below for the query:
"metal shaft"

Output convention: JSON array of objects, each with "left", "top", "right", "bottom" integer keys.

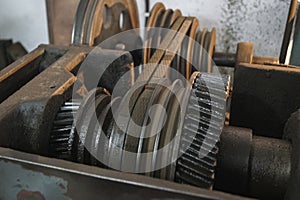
[{"left": 215, "top": 126, "right": 292, "bottom": 200}]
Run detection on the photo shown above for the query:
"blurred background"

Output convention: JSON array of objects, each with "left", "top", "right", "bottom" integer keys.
[{"left": 0, "top": 0, "right": 291, "bottom": 57}]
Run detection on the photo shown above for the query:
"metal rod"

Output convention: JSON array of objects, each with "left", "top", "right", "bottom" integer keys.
[
  {"left": 145, "top": 0, "right": 150, "bottom": 26},
  {"left": 290, "top": 4, "right": 300, "bottom": 66},
  {"left": 213, "top": 52, "right": 236, "bottom": 67},
  {"left": 279, "top": 0, "right": 298, "bottom": 64}
]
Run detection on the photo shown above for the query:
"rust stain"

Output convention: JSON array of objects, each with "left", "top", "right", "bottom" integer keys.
[{"left": 17, "top": 190, "right": 46, "bottom": 200}]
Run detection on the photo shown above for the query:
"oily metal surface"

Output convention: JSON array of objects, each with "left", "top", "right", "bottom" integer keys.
[
  {"left": 92, "top": 96, "right": 122, "bottom": 167},
  {"left": 71, "top": 88, "right": 108, "bottom": 163},
  {"left": 87, "top": 96, "right": 119, "bottom": 166},
  {"left": 84, "top": 94, "right": 111, "bottom": 165},
  {"left": 50, "top": 100, "right": 81, "bottom": 159},
  {"left": 107, "top": 99, "right": 130, "bottom": 170}
]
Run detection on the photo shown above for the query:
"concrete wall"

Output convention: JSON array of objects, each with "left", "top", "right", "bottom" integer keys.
[
  {"left": 146, "top": 0, "right": 291, "bottom": 57},
  {"left": 0, "top": 0, "right": 291, "bottom": 57},
  {"left": 0, "top": 0, "right": 49, "bottom": 51}
]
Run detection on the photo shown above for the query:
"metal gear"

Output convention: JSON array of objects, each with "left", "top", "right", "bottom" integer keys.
[
  {"left": 49, "top": 100, "right": 81, "bottom": 159},
  {"left": 175, "top": 72, "right": 228, "bottom": 189},
  {"left": 49, "top": 72, "right": 229, "bottom": 190}
]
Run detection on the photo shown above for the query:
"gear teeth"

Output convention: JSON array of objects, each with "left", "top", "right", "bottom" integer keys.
[
  {"left": 175, "top": 73, "right": 228, "bottom": 189},
  {"left": 50, "top": 100, "right": 80, "bottom": 159},
  {"left": 195, "top": 73, "right": 231, "bottom": 97}
]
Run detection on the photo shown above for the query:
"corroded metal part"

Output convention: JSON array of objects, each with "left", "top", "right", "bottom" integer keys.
[{"left": 72, "top": 0, "right": 140, "bottom": 46}]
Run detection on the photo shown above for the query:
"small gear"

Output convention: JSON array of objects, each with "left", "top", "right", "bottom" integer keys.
[{"left": 49, "top": 100, "right": 81, "bottom": 159}]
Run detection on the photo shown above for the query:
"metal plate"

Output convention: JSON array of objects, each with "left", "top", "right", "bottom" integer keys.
[{"left": 0, "top": 147, "right": 253, "bottom": 200}]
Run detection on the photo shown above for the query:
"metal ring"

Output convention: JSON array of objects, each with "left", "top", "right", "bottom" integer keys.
[
  {"left": 72, "top": 0, "right": 140, "bottom": 46},
  {"left": 71, "top": 88, "right": 107, "bottom": 163},
  {"left": 144, "top": 3, "right": 166, "bottom": 64},
  {"left": 94, "top": 96, "right": 122, "bottom": 167},
  {"left": 156, "top": 80, "right": 184, "bottom": 180},
  {"left": 85, "top": 94, "right": 111, "bottom": 165},
  {"left": 138, "top": 79, "right": 171, "bottom": 175}
]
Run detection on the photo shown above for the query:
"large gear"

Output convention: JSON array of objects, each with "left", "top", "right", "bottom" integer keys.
[{"left": 175, "top": 73, "right": 228, "bottom": 189}]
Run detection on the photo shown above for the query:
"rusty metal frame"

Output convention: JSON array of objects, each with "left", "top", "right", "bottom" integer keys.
[{"left": 0, "top": 147, "right": 253, "bottom": 200}]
